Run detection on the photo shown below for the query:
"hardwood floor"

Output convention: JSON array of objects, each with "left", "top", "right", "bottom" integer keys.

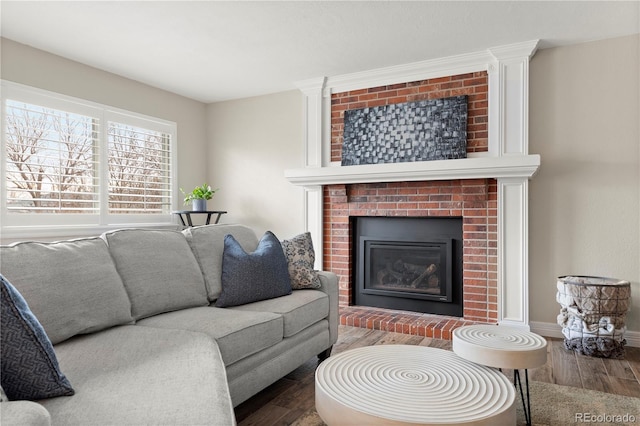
[{"left": 235, "top": 325, "right": 640, "bottom": 425}]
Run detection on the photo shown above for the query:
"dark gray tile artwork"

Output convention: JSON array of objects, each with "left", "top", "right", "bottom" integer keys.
[{"left": 341, "top": 96, "right": 468, "bottom": 166}]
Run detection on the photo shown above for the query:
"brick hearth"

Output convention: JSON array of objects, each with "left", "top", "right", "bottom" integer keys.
[
  {"left": 324, "top": 72, "right": 497, "bottom": 339},
  {"left": 340, "top": 306, "right": 476, "bottom": 340}
]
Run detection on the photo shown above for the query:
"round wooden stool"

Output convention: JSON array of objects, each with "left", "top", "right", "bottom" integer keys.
[
  {"left": 453, "top": 325, "right": 548, "bottom": 426},
  {"left": 315, "top": 345, "right": 516, "bottom": 425}
]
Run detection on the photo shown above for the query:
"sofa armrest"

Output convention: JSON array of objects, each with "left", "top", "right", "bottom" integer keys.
[
  {"left": 0, "top": 401, "right": 51, "bottom": 426},
  {"left": 317, "top": 270, "right": 339, "bottom": 345}
]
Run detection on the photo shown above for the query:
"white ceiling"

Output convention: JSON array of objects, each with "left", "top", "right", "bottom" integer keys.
[{"left": 1, "top": 1, "right": 639, "bottom": 103}]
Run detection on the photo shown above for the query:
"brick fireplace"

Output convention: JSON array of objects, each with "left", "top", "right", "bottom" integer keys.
[
  {"left": 324, "top": 179, "right": 498, "bottom": 338},
  {"left": 286, "top": 40, "right": 541, "bottom": 336},
  {"left": 320, "top": 73, "right": 496, "bottom": 338}
]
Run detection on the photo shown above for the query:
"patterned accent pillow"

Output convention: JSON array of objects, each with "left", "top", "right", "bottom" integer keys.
[
  {"left": 215, "top": 231, "right": 292, "bottom": 307},
  {"left": 281, "top": 232, "right": 321, "bottom": 290},
  {"left": 0, "top": 274, "right": 75, "bottom": 401}
]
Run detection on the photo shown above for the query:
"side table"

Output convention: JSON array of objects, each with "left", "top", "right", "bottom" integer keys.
[
  {"left": 172, "top": 210, "right": 227, "bottom": 227},
  {"left": 452, "top": 325, "right": 547, "bottom": 426}
]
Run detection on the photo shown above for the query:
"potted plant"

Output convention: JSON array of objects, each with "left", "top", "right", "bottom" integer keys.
[{"left": 181, "top": 183, "right": 217, "bottom": 211}]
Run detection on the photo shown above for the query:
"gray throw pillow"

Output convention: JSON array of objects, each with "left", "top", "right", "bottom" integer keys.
[
  {"left": 281, "top": 232, "right": 322, "bottom": 289},
  {"left": 0, "top": 274, "right": 75, "bottom": 401},
  {"left": 215, "top": 231, "right": 292, "bottom": 308}
]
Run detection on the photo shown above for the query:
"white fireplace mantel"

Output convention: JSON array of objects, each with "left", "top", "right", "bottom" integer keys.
[
  {"left": 286, "top": 40, "right": 540, "bottom": 330},
  {"left": 285, "top": 155, "right": 540, "bottom": 186}
]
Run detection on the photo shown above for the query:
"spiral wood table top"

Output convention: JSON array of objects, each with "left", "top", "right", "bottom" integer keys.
[
  {"left": 452, "top": 325, "right": 548, "bottom": 370},
  {"left": 315, "top": 345, "right": 516, "bottom": 425}
]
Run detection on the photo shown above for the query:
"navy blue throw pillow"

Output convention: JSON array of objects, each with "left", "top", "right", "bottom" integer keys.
[
  {"left": 0, "top": 274, "right": 75, "bottom": 401},
  {"left": 215, "top": 231, "right": 292, "bottom": 308}
]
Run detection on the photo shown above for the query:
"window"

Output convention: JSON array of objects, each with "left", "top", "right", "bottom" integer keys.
[
  {"left": 1, "top": 82, "right": 177, "bottom": 233},
  {"left": 107, "top": 120, "right": 172, "bottom": 215},
  {"left": 5, "top": 100, "right": 99, "bottom": 215}
]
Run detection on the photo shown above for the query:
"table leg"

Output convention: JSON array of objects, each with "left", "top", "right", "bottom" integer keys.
[{"left": 514, "top": 369, "right": 532, "bottom": 426}]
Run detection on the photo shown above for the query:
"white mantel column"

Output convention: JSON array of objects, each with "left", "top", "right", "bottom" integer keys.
[
  {"left": 295, "top": 78, "right": 327, "bottom": 269},
  {"left": 488, "top": 40, "right": 538, "bottom": 157},
  {"left": 498, "top": 178, "right": 530, "bottom": 329},
  {"left": 489, "top": 41, "right": 538, "bottom": 330}
]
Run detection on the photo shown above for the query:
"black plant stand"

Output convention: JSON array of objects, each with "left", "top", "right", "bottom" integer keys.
[{"left": 173, "top": 210, "right": 227, "bottom": 227}]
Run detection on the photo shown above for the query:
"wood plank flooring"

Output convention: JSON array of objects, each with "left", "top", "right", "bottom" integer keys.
[{"left": 235, "top": 325, "right": 640, "bottom": 425}]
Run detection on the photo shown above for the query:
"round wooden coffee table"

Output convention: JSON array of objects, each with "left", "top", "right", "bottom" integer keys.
[
  {"left": 452, "top": 325, "right": 548, "bottom": 426},
  {"left": 315, "top": 345, "right": 516, "bottom": 425}
]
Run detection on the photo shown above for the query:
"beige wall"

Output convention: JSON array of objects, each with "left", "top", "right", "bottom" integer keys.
[
  {"left": 0, "top": 38, "right": 209, "bottom": 214},
  {"left": 529, "top": 34, "right": 640, "bottom": 332},
  {"left": 205, "top": 90, "right": 305, "bottom": 239}
]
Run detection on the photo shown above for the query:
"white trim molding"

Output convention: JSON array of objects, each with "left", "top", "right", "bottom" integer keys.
[
  {"left": 530, "top": 321, "right": 640, "bottom": 348},
  {"left": 325, "top": 50, "right": 493, "bottom": 96},
  {"left": 288, "top": 41, "right": 540, "bottom": 327}
]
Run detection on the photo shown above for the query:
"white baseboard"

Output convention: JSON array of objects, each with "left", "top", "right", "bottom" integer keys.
[{"left": 530, "top": 321, "right": 640, "bottom": 348}]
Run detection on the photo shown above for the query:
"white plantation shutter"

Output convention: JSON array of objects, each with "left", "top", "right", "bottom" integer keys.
[
  {"left": 2, "top": 82, "right": 177, "bottom": 230},
  {"left": 107, "top": 121, "right": 172, "bottom": 215},
  {"left": 5, "top": 100, "right": 100, "bottom": 214}
]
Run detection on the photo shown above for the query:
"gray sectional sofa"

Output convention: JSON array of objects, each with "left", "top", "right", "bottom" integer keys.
[{"left": 0, "top": 224, "right": 338, "bottom": 425}]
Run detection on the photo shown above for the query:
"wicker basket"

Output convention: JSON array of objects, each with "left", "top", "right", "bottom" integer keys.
[{"left": 556, "top": 275, "right": 631, "bottom": 358}]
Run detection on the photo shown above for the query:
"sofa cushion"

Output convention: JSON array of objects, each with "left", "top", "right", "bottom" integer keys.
[
  {"left": 40, "top": 325, "right": 235, "bottom": 425},
  {"left": 103, "top": 229, "right": 209, "bottom": 320},
  {"left": 0, "top": 237, "right": 133, "bottom": 344},
  {"left": 0, "top": 275, "right": 74, "bottom": 401},
  {"left": 230, "top": 289, "right": 329, "bottom": 338},
  {"left": 183, "top": 224, "right": 259, "bottom": 301},
  {"left": 137, "top": 306, "right": 283, "bottom": 365},
  {"left": 0, "top": 400, "right": 52, "bottom": 426},
  {"left": 215, "top": 231, "right": 292, "bottom": 308},
  {"left": 225, "top": 320, "right": 330, "bottom": 406},
  {"left": 281, "top": 232, "right": 322, "bottom": 289}
]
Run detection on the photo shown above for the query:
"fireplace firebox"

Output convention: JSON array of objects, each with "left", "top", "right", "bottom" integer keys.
[
  {"left": 353, "top": 217, "right": 463, "bottom": 317},
  {"left": 363, "top": 239, "right": 452, "bottom": 302}
]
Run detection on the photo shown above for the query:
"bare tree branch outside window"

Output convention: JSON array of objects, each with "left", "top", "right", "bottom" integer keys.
[
  {"left": 5, "top": 101, "right": 97, "bottom": 213},
  {"left": 108, "top": 123, "right": 171, "bottom": 214}
]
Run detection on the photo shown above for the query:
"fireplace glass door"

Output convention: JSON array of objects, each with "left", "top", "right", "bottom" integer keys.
[{"left": 362, "top": 239, "right": 452, "bottom": 303}]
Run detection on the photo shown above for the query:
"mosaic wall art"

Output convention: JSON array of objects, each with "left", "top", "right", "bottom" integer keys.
[{"left": 341, "top": 96, "right": 468, "bottom": 166}]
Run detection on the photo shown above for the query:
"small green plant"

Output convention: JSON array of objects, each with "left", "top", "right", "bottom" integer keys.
[{"left": 181, "top": 183, "right": 217, "bottom": 205}]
